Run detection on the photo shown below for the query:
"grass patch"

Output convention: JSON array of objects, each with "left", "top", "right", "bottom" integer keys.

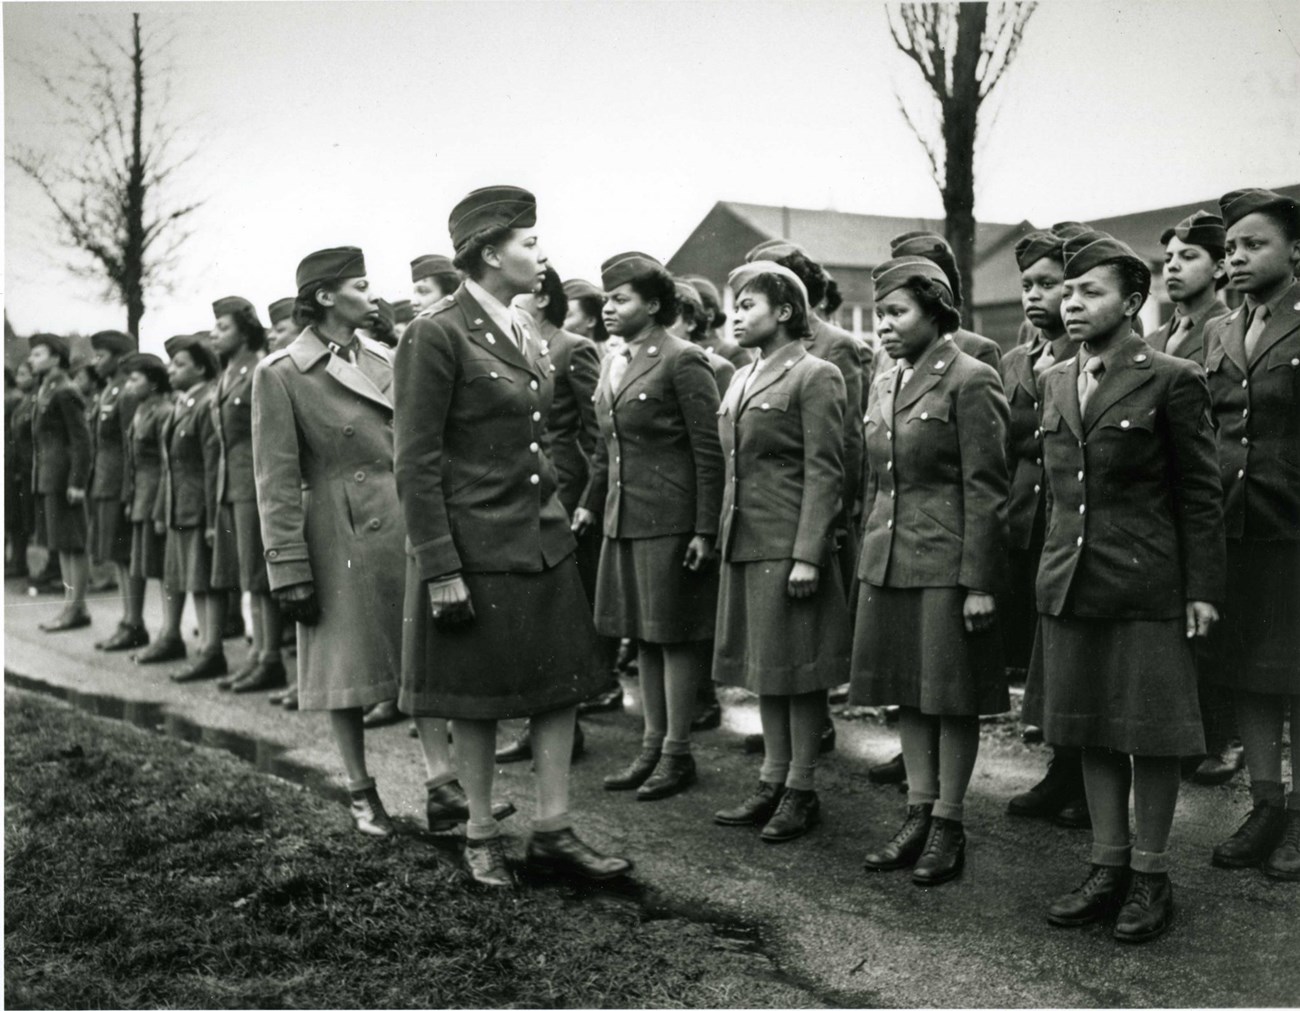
[{"left": 4, "top": 690, "right": 819, "bottom": 1009}]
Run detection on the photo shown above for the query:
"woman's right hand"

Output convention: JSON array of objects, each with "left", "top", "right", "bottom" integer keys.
[
  {"left": 428, "top": 575, "right": 475, "bottom": 627},
  {"left": 571, "top": 507, "right": 597, "bottom": 536},
  {"left": 154, "top": 520, "right": 166, "bottom": 536}
]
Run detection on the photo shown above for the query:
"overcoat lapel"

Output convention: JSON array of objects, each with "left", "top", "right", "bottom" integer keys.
[
  {"left": 326, "top": 355, "right": 391, "bottom": 412},
  {"left": 1218, "top": 307, "right": 1250, "bottom": 374},
  {"left": 1048, "top": 364, "right": 1083, "bottom": 440},
  {"left": 455, "top": 287, "right": 539, "bottom": 378},
  {"left": 894, "top": 339, "right": 952, "bottom": 413}
]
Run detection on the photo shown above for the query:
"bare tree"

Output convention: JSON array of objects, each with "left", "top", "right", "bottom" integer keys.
[
  {"left": 9, "top": 12, "right": 202, "bottom": 338},
  {"left": 888, "top": 2, "right": 1036, "bottom": 325}
]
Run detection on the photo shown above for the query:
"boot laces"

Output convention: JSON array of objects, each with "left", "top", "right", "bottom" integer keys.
[
  {"left": 1078, "top": 865, "right": 1117, "bottom": 896},
  {"left": 1127, "top": 873, "right": 1156, "bottom": 909},
  {"left": 922, "top": 818, "right": 954, "bottom": 856}
]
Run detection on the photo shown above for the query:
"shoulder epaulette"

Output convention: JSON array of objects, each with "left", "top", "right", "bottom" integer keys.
[
  {"left": 262, "top": 347, "right": 292, "bottom": 367},
  {"left": 416, "top": 295, "right": 456, "bottom": 319}
]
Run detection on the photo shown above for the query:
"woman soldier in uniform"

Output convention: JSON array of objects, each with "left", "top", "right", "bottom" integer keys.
[
  {"left": 153, "top": 335, "right": 224, "bottom": 677},
  {"left": 684, "top": 275, "right": 751, "bottom": 369},
  {"left": 267, "top": 297, "right": 303, "bottom": 354},
  {"left": 209, "top": 298, "right": 285, "bottom": 694},
  {"left": 1026, "top": 232, "right": 1224, "bottom": 942},
  {"left": 28, "top": 333, "right": 93, "bottom": 631},
  {"left": 6, "top": 361, "right": 36, "bottom": 579},
  {"left": 1000, "top": 232, "right": 1088, "bottom": 829},
  {"left": 573, "top": 251, "right": 724, "bottom": 802},
  {"left": 256, "top": 247, "right": 486, "bottom": 837},
  {"left": 1203, "top": 188, "right": 1300, "bottom": 881},
  {"left": 119, "top": 353, "right": 171, "bottom": 648},
  {"left": 711, "top": 261, "right": 848, "bottom": 841},
  {"left": 672, "top": 278, "right": 736, "bottom": 395},
  {"left": 561, "top": 278, "right": 610, "bottom": 353},
  {"left": 852, "top": 257, "right": 1009, "bottom": 886},
  {"left": 410, "top": 254, "right": 460, "bottom": 313},
  {"left": 396, "top": 188, "right": 629, "bottom": 886}
]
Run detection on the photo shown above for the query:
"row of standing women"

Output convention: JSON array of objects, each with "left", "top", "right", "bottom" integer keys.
[{"left": 5, "top": 184, "right": 1296, "bottom": 941}]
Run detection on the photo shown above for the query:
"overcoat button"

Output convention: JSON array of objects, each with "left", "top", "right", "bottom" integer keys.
[
  {"left": 1077, "top": 470, "right": 1084, "bottom": 481},
  {"left": 762, "top": 402, "right": 770, "bottom": 410},
  {"left": 638, "top": 393, "right": 647, "bottom": 401},
  {"left": 529, "top": 474, "right": 539, "bottom": 485},
  {"left": 1242, "top": 408, "right": 1249, "bottom": 418},
  {"left": 1237, "top": 469, "right": 1245, "bottom": 479},
  {"left": 1034, "top": 428, "right": 1041, "bottom": 438},
  {"left": 1076, "top": 536, "right": 1084, "bottom": 546},
  {"left": 920, "top": 411, "right": 929, "bottom": 420},
  {"left": 1034, "top": 484, "right": 1040, "bottom": 494},
  {"left": 529, "top": 442, "right": 539, "bottom": 452},
  {"left": 111, "top": 387, "right": 119, "bottom": 395},
  {"left": 533, "top": 411, "right": 542, "bottom": 422},
  {"left": 187, "top": 398, "right": 195, "bottom": 407},
  {"left": 887, "top": 519, "right": 893, "bottom": 528},
  {"left": 240, "top": 366, "right": 248, "bottom": 375},
  {"left": 368, "top": 518, "right": 381, "bottom": 530},
  {"left": 268, "top": 549, "right": 278, "bottom": 558},
  {"left": 354, "top": 472, "right": 365, "bottom": 482},
  {"left": 1242, "top": 379, "right": 1249, "bottom": 387},
  {"left": 1292, "top": 359, "right": 1299, "bottom": 367},
  {"left": 1134, "top": 353, "right": 1147, "bottom": 363},
  {"left": 530, "top": 380, "right": 539, "bottom": 390},
  {"left": 343, "top": 426, "right": 354, "bottom": 436},
  {"left": 1241, "top": 437, "right": 1249, "bottom": 446},
  {"left": 1079, "top": 504, "right": 1086, "bottom": 515},
  {"left": 886, "top": 461, "right": 892, "bottom": 471},
  {"left": 1120, "top": 420, "right": 1130, "bottom": 429},
  {"left": 936, "top": 360, "right": 946, "bottom": 369},
  {"left": 490, "top": 371, "right": 499, "bottom": 379},
  {"left": 234, "top": 397, "right": 241, "bottom": 406}
]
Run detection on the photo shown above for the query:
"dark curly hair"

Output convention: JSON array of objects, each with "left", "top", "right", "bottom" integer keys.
[
  {"left": 427, "top": 270, "right": 461, "bottom": 300},
  {"left": 676, "top": 293, "right": 711, "bottom": 341},
  {"left": 822, "top": 277, "right": 844, "bottom": 316},
  {"left": 1102, "top": 258, "right": 1152, "bottom": 309},
  {"left": 571, "top": 294, "right": 609, "bottom": 343},
  {"left": 771, "top": 249, "right": 828, "bottom": 308},
  {"left": 685, "top": 276, "right": 727, "bottom": 329},
  {"left": 223, "top": 304, "right": 267, "bottom": 352},
  {"left": 452, "top": 224, "right": 514, "bottom": 280},
  {"left": 537, "top": 267, "right": 568, "bottom": 328},
  {"left": 736, "top": 272, "right": 812, "bottom": 339},
  {"left": 901, "top": 276, "right": 961, "bottom": 335},
  {"left": 293, "top": 280, "right": 343, "bottom": 327},
  {"left": 629, "top": 267, "right": 679, "bottom": 327}
]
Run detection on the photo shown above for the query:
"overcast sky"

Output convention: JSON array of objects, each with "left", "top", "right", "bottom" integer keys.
[{"left": 4, "top": 0, "right": 1299, "bottom": 353}]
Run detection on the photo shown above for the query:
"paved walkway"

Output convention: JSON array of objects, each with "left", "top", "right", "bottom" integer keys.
[{"left": 4, "top": 573, "right": 1297, "bottom": 1007}]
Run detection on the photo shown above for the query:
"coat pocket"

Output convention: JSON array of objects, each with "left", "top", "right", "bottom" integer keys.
[
  {"left": 904, "top": 396, "right": 951, "bottom": 424},
  {"left": 750, "top": 392, "right": 790, "bottom": 413}
]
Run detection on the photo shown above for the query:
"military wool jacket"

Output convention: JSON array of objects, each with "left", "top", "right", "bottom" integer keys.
[
  {"left": 807, "top": 317, "right": 864, "bottom": 518},
  {"left": 538, "top": 322, "right": 600, "bottom": 517},
  {"left": 1203, "top": 281, "right": 1300, "bottom": 541},
  {"left": 394, "top": 286, "right": 576, "bottom": 581},
  {"left": 860, "top": 340, "right": 1009, "bottom": 592},
  {"left": 90, "top": 366, "right": 136, "bottom": 501},
  {"left": 581, "top": 327, "right": 724, "bottom": 540},
  {"left": 212, "top": 348, "right": 263, "bottom": 504},
  {"left": 32, "top": 371, "right": 91, "bottom": 495},
  {"left": 717, "top": 343, "right": 846, "bottom": 566},
  {"left": 1146, "top": 297, "right": 1230, "bottom": 367},
  {"left": 125, "top": 394, "right": 169, "bottom": 523},
  {"left": 155, "top": 381, "right": 219, "bottom": 531},
  {"left": 1035, "top": 333, "right": 1225, "bottom": 619}
]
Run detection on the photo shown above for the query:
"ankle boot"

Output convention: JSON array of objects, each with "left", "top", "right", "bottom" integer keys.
[
  {"left": 1113, "top": 871, "right": 1173, "bottom": 943},
  {"left": 1212, "top": 803, "right": 1287, "bottom": 868},
  {"left": 864, "top": 804, "right": 932, "bottom": 871},
  {"left": 1008, "top": 748, "right": 1082, "bottom": 818},
  {"left": 637, "top": 753, "right": 697, "bottom": 801},
  {"left": 348, "top": 786, "right": 394, "bottom": 837},
  {"left": 603, "top": 748, "right": 660, "bottom": 791},
  {"left": 1047, "top": 864, "right": 1129, "bottom": 926},
  {"left": 760, "top": 788, "right": 820, "bottom": 843},
  {"left": 1262, "top": 809, "right": 1300, "bottom": 881},
  {"left": 911, "top": 817, "right": 965, "bottom": 886},
  {"left": 715, "top": 781, "right": 785, "bottom": 826}
]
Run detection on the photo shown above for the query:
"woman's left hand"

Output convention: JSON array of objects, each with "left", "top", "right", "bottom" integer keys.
[
  {"left": 683, "top": 535, "right": 716, "bottom": 572},
  {"left": 962, "top": 591, "right": 997, "bottom": 633},
  {"left": 66, "top": 486, "right": 85, "bottom": 505},
  {"left": 1185, "top": 600, "right": 1219, "bottom": 639},
  {"left": 787, "top": 561, "right": 820, "bottom": 598}
]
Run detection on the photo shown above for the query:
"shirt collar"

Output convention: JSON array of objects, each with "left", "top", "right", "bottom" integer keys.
[
  {"left": 465, "top": 278, "right": 519, "bottom": 340},
  {"left": 1245, "top": 279, "right": 1298, "bottom": 318}
]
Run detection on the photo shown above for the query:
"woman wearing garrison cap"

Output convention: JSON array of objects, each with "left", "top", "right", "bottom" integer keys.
[
  {"left": 572, "top": 250, "right": 724, "bottom": 803},
  {"left": 27, "top": 333, "right": 93, "bottom": 631},
  {"left": 150, "top": 334, "right": 225, "bottom": 675},
  {"left": 712, "top": 261, "right": 848, "bottom": 842},
  {"left": 410, "top": 253, "right": 460, "bottom": 313},
  {"left": 1024, "top": 232, "right": 1223, "bottom": 942},
  {"left": 208, "top": 297, "right": 285, "bottom": 695},
  {"left": 561, "top": 278, "right": 611, "bottom": 353},
  {"left": 1202, "top": 188, "right": 1300, "bottom": 882},
  {"left": 119, "top": 353, "right": 171, "bottom": 645},
  {"left": 684, "top": 275, "right": 752, "bottom": 369},
  {"left": 671, "top": 278, "right": 736, "bottom": 396},
  {"left": 255, "top": 246, "right": 477, "bottom": 838},
  {"left": 852, "top": 256, "right": 1009, "bottom": 887},
  {"left": 1148, "top": 211, "right": 1231, "bottom": 369},
  {"left": 267, "top": 298, "right": 302, "bottom": 353},
  {"left": 1000, "top": 231, "right": 1088, "bottom": 830},
  {"left": 86, "top": 329, "right": 144, "bottom": 650},
  {"left": 395, "top": 188, "right": 629, "bottom": 887}
]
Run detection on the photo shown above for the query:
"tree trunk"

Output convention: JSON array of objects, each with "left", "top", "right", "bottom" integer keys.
[
  {"left": 941, "top": 3, "right": 987, "bottom": 329},
  {"left": 124, "top": 12, "right": 146, "bottom": 340}
]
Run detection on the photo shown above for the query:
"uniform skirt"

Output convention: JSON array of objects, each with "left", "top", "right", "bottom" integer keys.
[
  {"left": 1024, "top": 614, "right": 1204, "bottom": 756},
  {"left": 36, "top": 493, "right": 87, "bottom": 553},
  {"left": 211, "top": 500, "right": 270, "bottom": 594},
  {"left": 850, "top": 584, "right": 1008, "bottom": 716},
  {"left": 129, "top": 520, "right": 164, "bottom": 580},
  {"left": 163, "top": 527, "right": 212, "bottom": 594},
  {"left": 1002, "top": 545, "right": 1041, "bottom": 672},
  {"left": 89, "top": 498, "right": 131, "bottom": 565},
  {"left": 1204, "top": 540, "right": 1300, "bottom": 696},
  {"left": 713, "top": 558, "right": 851, "bottom": 695},
  {"left": 594, "top": 533, "right": 718, "bottom": 643},
  {"left": 400, "top": 553, "right": 608, "bottom": 720}
]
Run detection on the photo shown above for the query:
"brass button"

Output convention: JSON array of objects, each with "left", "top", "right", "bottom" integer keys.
[
  {"left": 529, "top": 474, "right": 539, "bottom": 485},
  {"left": 1120, "top": 420, "right": 1130, "bottom": 429},
  {"left": 343, "top": 425, "right": 355, "bottom": 436},
  {"left": 1078, "top": 504, "right": 1086, "bottom": 515},
  {"left": 1077, "top": 470, "right": 1084, "bottom": 481},
  {"left": 368, "top": 518, "right": 381, "bottom": 530},
  {"left": 530, "top": 380, "right": 539, "bottom": 391},
  {"left": 529, "top": 441, "right": 539, "bottom": 452},
  {"left": 533, "top": 411, "right": 542, "bottom": 422},
  {"left": 1076, "top": 536, "right": 1083, "bottom": 547},
  {"left": 355, "top": 472, "right": 365, "bottom": 482}
]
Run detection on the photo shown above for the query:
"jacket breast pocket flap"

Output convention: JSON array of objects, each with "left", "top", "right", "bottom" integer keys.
[
  {"left": 462, "top": 360, "right": 514, "bottom": 384},
  {"left": 1100, "top": 411, "right": 1155, "bottom": 433},
  {"left": 905, "top": 397, "right": 950, "bottom": 424},
  {"left": 1265, "top": 336, "right": 1300, "bottom": 371},
  {"left": 752, "top": 392, "right": 790, "bottom": 413}
]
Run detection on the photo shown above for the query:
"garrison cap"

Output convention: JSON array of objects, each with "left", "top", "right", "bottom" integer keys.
[
  {"left": 1219, "top": 188, "right": 1300, "bottom": 232},
  {"left": 392, "top": 299, "right": 415, "bottom": 324},
  {"left": 296, "top": 247, "right": 367, "bottom": 291},
  {"left": 674, "top": 279, "right": 705, "bottom": 315},
  {"left": 726, "top": 260, "right": 810, "bottom": 313},
  {"left": 1014, "top": 230, "right": 1065, "bottom": 271},
  {"left": 1050, "top": 221, "right": 1091, "bottom": 240},
  {"left": 745, "top": 238, "right": 809, "bottom": 263},
  {"left": 1062, "top": 231, "right": 1146, "bottom": 278},
  {"left": 685, "top": 276, "right": 722, "bottom": 308},
  {"left": 870, "top": 256, "right": 952, "bottom": 302},
  {"left": 601, "top": 251, "right": 664, "bottom": 291},
  {"left": 1160, "top": 210, "right": 1226, "bottom": 250},
  {"left": 448, "top": 185, "right": 537, "bottom": 252},
  {"left": 29, "top": 333, "right": 70, "bottom": 366},
  {"left": 164, "top": 333, "right": 220, "bottom": 377},
  {"left": 90, "top": 329, "right": 135, "bottom": 354},
  {"left": 889, "top": 230, "right": 962, "bottom": 306},
  {"left": 121, "top": 352, "right": 169, "bottom": 390},
  {"left": 268, "top": 297, "right": 296, "bottom": 325},
  {"left": 212, "top": 296, "right": 258, "bottom": 321},
  {"left": 562, "top": 278, "right": 604, "bottom": 301},
  {"left": 411, "top": 253, "right": 455, "bottom": 282}
]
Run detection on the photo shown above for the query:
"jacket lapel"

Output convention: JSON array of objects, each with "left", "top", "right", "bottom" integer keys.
[
  {"left": 738, "top": 343, "right": 806, "bottom": 412},
  {"left": 874, "top": 365, "right": 898, "bottom": 432},
  {"left": 894, "top": 338, "right": 954, "bottom": 413},
  {"left": 326, "top": 355, "right": 391, "bottom": 412},
  {"left": 456, "top": 287, "right": 537, "bottom": 377},
  {"left": 612, "top": 330, "right": 666, "bottom": 404},
  {"left": 1013, "top": 337, "right": 1043, "bottom": 400},
  {"left": 1248, "top": 282, "right": 1300, "bottom": 367},
  {"left": 1217, "top": 305, "right": 1250, "bottom": 374},
  {"left": 1049, "top": 363, "right": 1083, "bottom": 440},
  {"left": 1083, "top": 336, "right": 1154, "bottom": 431}
]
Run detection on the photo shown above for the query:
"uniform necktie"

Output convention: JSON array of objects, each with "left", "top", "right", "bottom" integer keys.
[
  {"left": 1243, "top": 305, "right": 1270, "bottom": 362},
  {"left": 609, "top": 348, "right": 632, "bottom": 392},
  {"left": 1165, "top": 314, "right": 1193, "bottom": 357},
  {"left": 898, "top": 366, "right": 915, "bottom": 392},
  {"left": 1032, "top": 343, "right": 1055, "bottom": 379},
  {"left": 1077, "top": 356, "right": 1104, "bottom": 417},
  {"left": 511, "top": 320, "right": 526, "bottom": 355}
]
